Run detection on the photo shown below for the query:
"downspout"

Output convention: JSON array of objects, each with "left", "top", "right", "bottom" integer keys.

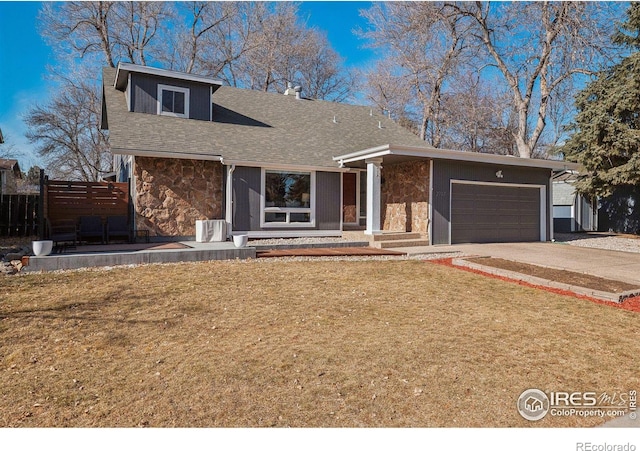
[
  {"left": 225, "top": 164, "right": 235, "bottom": 239},
  {"left": 548, "top": 170, "right": 553, "bottom": 242},
  {"left": 130, "top": 156, "right": 137, "bottom": 236}
]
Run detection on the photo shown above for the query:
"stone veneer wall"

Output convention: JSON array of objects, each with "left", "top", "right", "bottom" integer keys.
[
  {"left": 134, "top": 157, "right": 223, "bottom": 236},
  {"left": 381, "top": 160, "right": 430, "bottom": 234}
]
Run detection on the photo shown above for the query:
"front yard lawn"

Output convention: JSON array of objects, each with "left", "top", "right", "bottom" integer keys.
[{"left": 1, "top": 259, "right": 637, "bottom": 427}]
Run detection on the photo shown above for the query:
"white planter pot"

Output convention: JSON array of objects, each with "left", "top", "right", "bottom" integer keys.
[
  {"left": 233, "top": 234, "right": 248, "bottom": 248},
  {"left": 32, "top": 240, "right": 53, "bottom": 256}
]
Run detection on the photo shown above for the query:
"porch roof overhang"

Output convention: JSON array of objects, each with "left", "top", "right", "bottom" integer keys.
[{"left": 333, "top": 144, "right": 579, "bottom": 172}]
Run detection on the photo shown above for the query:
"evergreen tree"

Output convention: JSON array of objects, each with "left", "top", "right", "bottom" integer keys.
[{"left": 563, "top": 3, "right": 640, "bottom": 198}]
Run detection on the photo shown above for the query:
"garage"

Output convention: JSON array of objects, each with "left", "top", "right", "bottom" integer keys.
[
  {"left": 450, "top": 182, "right": 542, "bottom": 244},
  {"left": 333, "top": 144, "right": 573, "bottom": 245}
]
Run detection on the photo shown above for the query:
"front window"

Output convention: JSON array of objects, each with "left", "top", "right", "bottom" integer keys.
[
  {"left": 263, "top": 170, "right": 314, "bottom": 226},
  {"left": 157, "top": 84, "right": 189, "bottom": 118}
]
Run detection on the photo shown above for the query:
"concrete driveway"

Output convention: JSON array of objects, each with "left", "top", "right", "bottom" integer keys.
[{"left": 396, "top": 241, "right": 640, "bottom": 286}]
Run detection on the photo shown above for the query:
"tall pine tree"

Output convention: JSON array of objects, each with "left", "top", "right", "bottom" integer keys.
[{"left": 564, "top": 3, "right": 640, "bottom": 198}]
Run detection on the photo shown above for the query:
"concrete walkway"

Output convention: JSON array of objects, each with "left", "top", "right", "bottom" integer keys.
[{"left": 393, "top": 241, "right": 640, "bottom": 285}]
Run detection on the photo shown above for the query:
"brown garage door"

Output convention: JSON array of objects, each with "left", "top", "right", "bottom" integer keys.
[{"left": 451, "top": 183, "right": 541, "bottom": 244}]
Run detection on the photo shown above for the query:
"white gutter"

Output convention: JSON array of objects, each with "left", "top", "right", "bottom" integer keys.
[
  {"left": 110, "top": 150, "right": 352, "bottom": 173},
  {"left": 110, "top": 148, "right": 224, "bottom": 162},
  {"left": 333, "top": 143, "right": 394, "bottom": 162},
  {"left": 221, "top": 159, "right": 351, "bottom": 173}
]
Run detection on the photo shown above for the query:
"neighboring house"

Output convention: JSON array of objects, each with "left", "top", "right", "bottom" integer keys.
[
  {"left": 552, "top": 171, "right": 597, "bottom": 233},
  {"left": 0, "top": 159, "right": 22, "bottom": 195},
  {"left": 101, "top": 63, "right": 577, "bottom": 244}
]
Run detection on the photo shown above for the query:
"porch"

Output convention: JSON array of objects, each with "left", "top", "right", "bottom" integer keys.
[{"left": 20, "top": 236, "right": 380, "bottom": 272}]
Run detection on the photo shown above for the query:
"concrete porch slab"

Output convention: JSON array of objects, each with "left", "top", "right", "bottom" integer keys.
[{"left": 23, "top": 241, "right": 255, "bottom": 272}]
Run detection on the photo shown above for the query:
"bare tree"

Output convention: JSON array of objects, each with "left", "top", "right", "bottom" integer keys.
[
  {"left": 38, "top": 1, "right": 170, "bottom": 68},
  {"left": 234, "top": 2, "right": 354, "bottom": 100},
  {"left": 25, "top": 71, "right": 110, "bottom": 181},
  {"left": 453, "top": 1, "right": 617, "bottom": 158},
  {"left": 39, "top": 1, "right": 117, "bottom": 67},
  {"left": 439, "top": 73, "right": 518, "bottom": 154},
  {"left": 158, "top": 2, "right": 236, "bottom": 74},
  {"left": 160, "top": 1, "right": 264, "bottom": 86},
  {"left": 299, "top": 32, "right": 355, "bottom": 102},
  {"left": 359, "top": 58, "right": 418, "bottom": 127},
  {"left": 359, "top": 2, "right": 474, "bottom": 146},
  {"left": 110, "top": 1, "right": 171, "bottom": 66},
  {"left": 237, "top": 2, "right": 303, "bottom": 92}
]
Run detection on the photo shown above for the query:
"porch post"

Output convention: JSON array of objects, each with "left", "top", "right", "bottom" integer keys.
[
  {"left": 225, "top": 164, "right": 235, "bottom": 238},
  {"left": 365, "top": 158, "right": 382, "bottom": 235}
]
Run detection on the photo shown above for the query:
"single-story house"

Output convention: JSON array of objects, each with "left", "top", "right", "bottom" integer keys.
[
  {"left": 0, "top": 158, "right": 22, "bottom": 195},
  {"left": 101, "top": 62, "right": 577, "bottom": 244},
  {"left": 552, "top": 170, "right": 597, "bottom": 233}
]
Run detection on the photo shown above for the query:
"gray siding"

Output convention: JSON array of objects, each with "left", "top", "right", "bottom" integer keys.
[
  {"left": 231, "top": 167, "right": 341, "bottom": 232},
  {"left": 232, "top": 166, "right": 261, "bottom": 231},
  {"left": 316, "top": 171, "right": 341, "bottom": 230},
  {"left": 432, "top": 160, "right": 552, "bottom": 245},
  {"left": 129, "top": 73, "right": 212, "bottom": 121}
]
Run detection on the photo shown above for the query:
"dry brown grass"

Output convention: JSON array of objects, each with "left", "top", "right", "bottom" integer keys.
[{"left": 0, "top": 259, "right": 637, "bottom": 427}]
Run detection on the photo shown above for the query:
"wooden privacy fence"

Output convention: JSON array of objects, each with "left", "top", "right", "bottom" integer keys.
[
  {"left": 0, "top": 194, "right": 39, "bottom": 237},
  {"left": 44, "top": 179, "right": 130, "bottom": 225}
]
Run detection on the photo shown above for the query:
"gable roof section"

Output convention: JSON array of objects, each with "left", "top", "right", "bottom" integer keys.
[
  {"left": 102, "top": 67, "right": 428, "bottom": 169},
  {"left": 114, "top": 62, "right": 223, "bottom": 91}
]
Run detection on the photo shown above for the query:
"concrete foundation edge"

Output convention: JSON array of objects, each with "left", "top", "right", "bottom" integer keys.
[
  {"left": 23, "top": 248, "right": 256, "bottom": 272},
  {"left": 452, "top": 258, "right": 632, "bottom": 304}
]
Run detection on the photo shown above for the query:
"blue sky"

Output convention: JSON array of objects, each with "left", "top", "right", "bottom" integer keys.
[{"left": 0, "top": 1, "right": 373, "bottom": 171}]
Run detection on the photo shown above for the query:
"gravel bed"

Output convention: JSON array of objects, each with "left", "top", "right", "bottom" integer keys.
[
  {"left": 554, "top": 233, "right": 640, "bottom": 254},
  {"left": 249, "top": 251, "right": 465, "bottom": 263},
  {"left": 248, "top": 237, "right": 352, "bottom": 246}
]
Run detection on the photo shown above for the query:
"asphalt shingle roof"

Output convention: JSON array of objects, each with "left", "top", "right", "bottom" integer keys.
[{"left": 102, "top": 67, "right": 429, "bottom": 169}]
